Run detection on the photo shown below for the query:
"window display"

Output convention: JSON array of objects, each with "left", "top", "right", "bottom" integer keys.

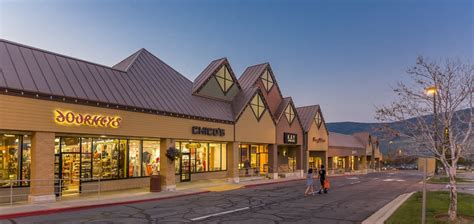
[
  {"left": 92, "top": 139, "right": 127, "bottom": 179},
  {"left": 0, "top": 134, "right": 20, "bottom": 186},
  {"left": 142, "top": 141, "right": 160, "bottom": 176},
  {"left": 239, "top": 144, "right": 268, "bottom": 174},
  {"left": 21, "top": 135, "right": 31, "bottom": 184},
  {"left": 129, "top": 140, "right": 141, "bottom": 177},
  {"left": 177, "top": 142, "right": 226, "bottom": 173}
]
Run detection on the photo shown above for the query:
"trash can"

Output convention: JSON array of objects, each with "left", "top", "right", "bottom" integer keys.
[{"left": 150, "top": 175, "right": 161, "bottom": 192}]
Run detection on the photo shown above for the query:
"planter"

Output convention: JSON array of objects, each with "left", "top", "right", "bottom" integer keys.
[{"left": 150, "top": 175, "right": 161, "bottom": 192}]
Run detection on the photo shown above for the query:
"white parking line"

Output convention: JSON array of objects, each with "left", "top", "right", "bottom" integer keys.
[
  {"left": 190, "top": 207, "right": 250, "bottom": 221},
  {"left": 350, "top": 181, "right": 361, "bottom": 184}
]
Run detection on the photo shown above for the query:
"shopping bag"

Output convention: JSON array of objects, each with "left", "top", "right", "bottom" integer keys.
[{"left": 323, "top": 179, "right": 330, "bottom": 189}]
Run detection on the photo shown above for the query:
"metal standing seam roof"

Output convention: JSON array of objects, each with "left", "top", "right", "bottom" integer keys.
[
  {"left": 274, "top": 97, "right": 304, "bottom": 127},
  {"left": 329, "top": 132, "right": 365, "bottom": 149},
  {"left": 192, "top": 57, "right": 241, "bottom": 95},
  {"left": 0, "top": 39, "right": 234, "bottom": 122},
  {"left": 296, "top": 105, "right": 320, "bottom": 132},
  {"left": 238, "top": 63, "right": 268, "bottom": 89}
]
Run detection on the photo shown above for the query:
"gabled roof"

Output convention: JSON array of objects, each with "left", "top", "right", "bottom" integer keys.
[
  {"left": 192, "top": 57, "right": 240, "bottom": 95},
  {"left": 112, "top": 48, "right": 144, "bottom": 71},
  {"left": 238, "top": 63, "right": 268, "bottom": 89},
  {"left": 353, "top": 132, "right": 371, "bottom": 147},
  {"left": 296, "top": 105, "right": 320, "bottom": 132},
  {"left": 231, "top": 87, "right": 275, "bottom": 123},
  {"left": 0, "top": 39, "right": 234, "bottom": 122},
  {"left": 274, "top": 97, "right": 303, "bottom": 127},
  {"left": 274, "top": 97, "right": 292, "bottom": 121},
  {"left": 329, "top": 132, "right": 365, "bottom": 149}
]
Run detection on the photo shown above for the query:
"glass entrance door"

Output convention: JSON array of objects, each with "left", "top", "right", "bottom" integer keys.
[
  {"left": 61, "top": 153, "right": 81, "bottom": 194},
  {"left": 180, "top": 153, "right": 191, "bottom": 182}
]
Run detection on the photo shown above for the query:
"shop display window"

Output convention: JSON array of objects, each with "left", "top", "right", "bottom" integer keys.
[
  {"left": 0, "top": 134, "right": 20, "bottom": 186},
  {"left": 177, "top": 142, "right": 227, "bottom": 173},
  {"left": 129, "top": 140, "right": 141, "bottom": 177},
  {"left": 92, "top": 139, "right": 127, "bottom": 179},
  {"left": 209, "top": 143, "right": 221, "bottom": 171},
  {"left": 21, "top": 135, "right": 31, "bottom": 184},
  {"left": 175, "top": 142, "right": 181, "bottom": 175},
  {"left": 239, "top": 144, "right": 268, "bottom": 173},
  {"left": 142, "top": 141, "right": 160, "bottom": 176},
  {"left": 81, "top": 138, "right": 92, "bottom": 180}
]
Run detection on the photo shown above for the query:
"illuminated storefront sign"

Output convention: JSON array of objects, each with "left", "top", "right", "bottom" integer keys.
[
  {"left": 283, "top": 132, "right": 297, "bottom": 144},
  {"left": 191, "top": 126, "right": 225, "bottom": 136},
  {"left": 54, "top": 110, "right": 122, "bottom": 128}
]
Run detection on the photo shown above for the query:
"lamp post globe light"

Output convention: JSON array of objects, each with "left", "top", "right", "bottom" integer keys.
[{"left": 422, "top": 85, "right": 438, "bottom": 224}]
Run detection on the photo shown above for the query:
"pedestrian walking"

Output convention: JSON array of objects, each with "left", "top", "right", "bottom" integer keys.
[
  {"left": 318, "top": 165, "right": 328, "bottom": 194},
  {"left": 304, "top": 168, "right": 314, "bottom": 196}
]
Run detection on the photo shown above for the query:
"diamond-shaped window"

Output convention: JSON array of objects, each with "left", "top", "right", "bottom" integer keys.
[
  {"left": 315, "top": 112, "right": 322, "bottom": 129},
  {"left": 215, "top": 66, "right": 234, "bottom": 93},
  {"left": 285, "top": 105, "right": 295, "bottom": 124},
  {"left": 261, "top": 69, "right": 274, "bottom": 92},
  {"left": 250, "top": 94, "right": 265, "bottom": 120}
]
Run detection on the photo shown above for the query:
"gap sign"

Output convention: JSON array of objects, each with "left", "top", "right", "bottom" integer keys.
[{"left": 284, "top": 133, "right": 297, "bottom": 144}]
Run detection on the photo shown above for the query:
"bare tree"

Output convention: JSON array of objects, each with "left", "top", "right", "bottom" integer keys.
[{"left": 376, "top": 56, "right": 473, "bottom": 221}]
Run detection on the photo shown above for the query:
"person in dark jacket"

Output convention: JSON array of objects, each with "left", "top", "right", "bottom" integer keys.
[{"left": 318, "top": 165, "right": 327, "bottom": 194}]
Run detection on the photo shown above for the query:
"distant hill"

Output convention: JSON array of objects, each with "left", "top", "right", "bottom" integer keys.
[{"left": 327, "top": 108, "right": 472, "bottom": 155}]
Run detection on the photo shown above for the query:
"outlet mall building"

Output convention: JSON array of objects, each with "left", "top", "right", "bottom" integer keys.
[{"left": 0, "top": 39, "right": 377, "bottom": 203}]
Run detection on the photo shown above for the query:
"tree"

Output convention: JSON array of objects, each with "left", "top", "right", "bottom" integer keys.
[{"left": 375, "top": 56, "right": 473, "bottom": 222}]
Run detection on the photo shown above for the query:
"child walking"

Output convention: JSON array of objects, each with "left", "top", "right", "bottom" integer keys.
[{"left": 304, "top": 168, "right": 314, "bottom": 196}]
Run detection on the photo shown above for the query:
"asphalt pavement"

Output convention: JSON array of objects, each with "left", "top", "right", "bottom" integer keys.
[{"left": 0, "top": 171, "right": 423, "bottom": 224}]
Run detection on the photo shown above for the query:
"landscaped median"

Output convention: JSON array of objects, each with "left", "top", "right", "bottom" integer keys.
[
  {"left": 427, "top": 176, "right": 471, "bottom": 184},
  {"left": 385, "top": 191, "right": 474, "bottom": 224}
]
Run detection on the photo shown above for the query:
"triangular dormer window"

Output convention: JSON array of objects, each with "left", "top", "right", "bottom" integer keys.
[
  {"left": 285, "top": 104, "right": 295, "bottom": 124},
  {"left": 261, "top": 69, "right": 274, "bottom": 92},
  {"left": 250, "top": 94, "right": 265, "bottom": 120},
  {"left": 314, "top": 112, "right": 322, "bottom": 129},
  {"left": 215, "top": 66, "right": 234, "bottom": 93}
]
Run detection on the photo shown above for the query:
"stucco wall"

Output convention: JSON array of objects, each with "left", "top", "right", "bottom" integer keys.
[
  {"left": 276, "top": 114, "right": 303, "bottom": 145},
  {"left": 307, "top": 121, "right": 329, "bottom": 151},
  {"left": 235, "top": 106, "right": 275, "bottom": 144}
]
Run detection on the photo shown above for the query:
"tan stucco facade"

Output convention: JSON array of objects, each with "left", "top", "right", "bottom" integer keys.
[{"left": 234, "top": 106, "right": 276, "bottom": 144}]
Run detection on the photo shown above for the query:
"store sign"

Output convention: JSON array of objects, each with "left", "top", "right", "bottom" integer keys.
[
  {"left": 313, "top": 137, "right": 326, "bottom": 143},
  {"left": 54, "top": 110, "right": 122, "bottom": 128},
  {"left": 284, "top": 133, "right": 297, "bottom": 144},
  {"left": 192, "top": 126, "right": 225, "bottom": 136}
]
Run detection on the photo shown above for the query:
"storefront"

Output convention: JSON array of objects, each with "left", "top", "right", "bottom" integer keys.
[
  {"left": 297, "top": 105, "right": 329, "bottom": 172},
  {"left": 175, "top": 141, "right": 227, "bottom": 182}
]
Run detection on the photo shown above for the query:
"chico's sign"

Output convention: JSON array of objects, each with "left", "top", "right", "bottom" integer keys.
[
  {"left": 192, "top": 126, "right": 225, "bottom": 136},
  {"left": 54, "top": 110, "right": 122, "bottom": 128}
]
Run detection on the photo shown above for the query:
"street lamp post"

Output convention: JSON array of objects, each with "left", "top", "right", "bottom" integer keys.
[{"left": 423, "top": 85, "right": 438, "bottom": 224}]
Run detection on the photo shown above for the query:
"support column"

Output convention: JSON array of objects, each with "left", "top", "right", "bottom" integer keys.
[
  {"left": 344, "top": 157, "right": 350, "bottom": 172},
  {"left": 227, "top": 142, "right": 240, "bottom": 183},
  {"left": 354, "top": 156, "right": 359, "bottom": 170},
  {"left": 160, "top": 138, "right": 176, "bottom": 191},
  {"left": 29, "top": 132, "right": 55, "bottom": 203},
  {"left": 361, "top": 156, "right": 367, "bottom": 170},
  {"left": 267, "top": 144, "right": 278, "bottom": 179},
  {"left": 296, "top": 145, "right": 304, "bottom": 177}
]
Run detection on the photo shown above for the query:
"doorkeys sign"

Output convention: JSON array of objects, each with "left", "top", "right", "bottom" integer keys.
[{"left": 54, "top": 110, "right": 122, "bottom": 128}]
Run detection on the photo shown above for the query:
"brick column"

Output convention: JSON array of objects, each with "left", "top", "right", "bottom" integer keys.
[
  {"left": 160, "top": 138, "right": 176, "bottom": 191},
  {"left": 29, "top": 132, "right": 56, "bottom": 203},
  {"left": 227, "top": 142, "right": 240, "bottom": 183},
  {"left": 267, "top": 144, "right": 278, "bottom": 179}
]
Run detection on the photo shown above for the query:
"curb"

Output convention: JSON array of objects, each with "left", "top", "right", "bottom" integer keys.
[
  {"left": 244, "top": 178, "right": 304, "bottom": 188},
  {"left": 0, "top": 191, "right": 210, "bottom": 220},
  {"left": 362, "top": 191, "right": 415, "bottom": 224}
]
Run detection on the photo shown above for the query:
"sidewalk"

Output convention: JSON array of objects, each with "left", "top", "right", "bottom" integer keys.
[{"left": 0, "top": 175, "right": 304, "bottom": 219}]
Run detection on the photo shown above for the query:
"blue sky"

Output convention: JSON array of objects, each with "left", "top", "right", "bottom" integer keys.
[{"left": 1, "top": 0, "right": 472, "bottom": 122}]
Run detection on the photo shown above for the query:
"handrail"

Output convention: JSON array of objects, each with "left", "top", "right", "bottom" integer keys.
[{"left": 0, "top": 177, "right": 103, "bottom": 206}]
